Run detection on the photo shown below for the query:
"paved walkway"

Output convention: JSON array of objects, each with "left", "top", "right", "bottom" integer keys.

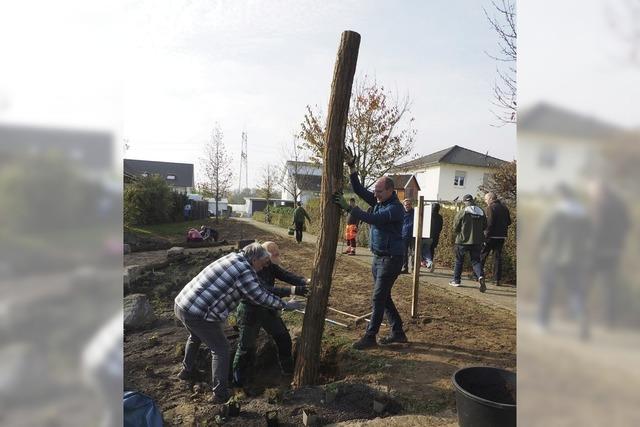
[{"left": 232, "top": 218, "right": 516, "bottom": 313}]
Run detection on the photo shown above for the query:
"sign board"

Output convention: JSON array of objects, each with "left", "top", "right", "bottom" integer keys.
[{"left": 413, "top": 202, "right": 434, "bottom": 238}]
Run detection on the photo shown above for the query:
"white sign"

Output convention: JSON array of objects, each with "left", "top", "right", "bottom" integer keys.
[{"left": 413, "top": 202, "right": 434, "bottom": 238}]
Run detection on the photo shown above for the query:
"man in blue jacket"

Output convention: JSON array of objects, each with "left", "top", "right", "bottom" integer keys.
[{"left": 333, "top": 148, "right": 408, "bottom": 350}]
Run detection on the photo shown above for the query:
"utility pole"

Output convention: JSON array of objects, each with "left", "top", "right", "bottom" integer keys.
[{"left": 238, "top": 131, "right": 248, "bottom": 191}]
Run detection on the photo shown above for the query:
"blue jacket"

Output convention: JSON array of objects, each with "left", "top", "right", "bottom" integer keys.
[
  {"left": 402, "top": 208, "right": 414, "bottom": 239},
  {"left": 348, "top": 172, "right": 404, "bottom": 256}
]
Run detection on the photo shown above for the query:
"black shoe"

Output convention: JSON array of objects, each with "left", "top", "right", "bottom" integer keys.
[
  {"left": 479, "top": 276, "right": 486, "bottom": 293},
  {"left": 177, "top": 368, "right": 192, "bottom": 381},
  {"left": 352, "top": 335, "right": 377, "bottom": 350},
  {"left": 379, "top": 333, "right": 408, "bottom": 345},
  {"left": 495, "top": 280, "right": 501, "bottom": 287},
  {"left": 208, "top": 393, "right": 229, "bottom": 404},
  {"left": 400, "top": 269, "right": 409, "bottom": 274}
]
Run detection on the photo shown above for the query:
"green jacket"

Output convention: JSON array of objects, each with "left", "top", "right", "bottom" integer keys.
[
  {"left": 454, "top": 204, "right": 487, "bottom": 245},
  {"left": 293, "top": 206, "right": 311, "bottom": 224}
]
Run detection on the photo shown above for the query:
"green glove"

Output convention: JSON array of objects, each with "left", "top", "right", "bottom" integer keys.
[{"left": 332, "top": 192, "right": 351, "bottom": 212}]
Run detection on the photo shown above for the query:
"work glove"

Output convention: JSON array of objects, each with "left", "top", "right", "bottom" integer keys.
[
  {"left": 344, "top": 146, "right": 358, "bottom": 168},
  {"left": 283, "top": 299, "right": 305, "bottom": 311},
  {"left": 291, "top": 285, "right": 308, "bottom": 296},
  {"left": 332, "top": 192, "right": 352, "bottom": 212}
]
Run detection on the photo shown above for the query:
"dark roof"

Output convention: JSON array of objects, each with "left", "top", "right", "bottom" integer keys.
[
  {"left": 0, "top": 123, "right": 113, "bottom": 170},
  {"left": 519, "top": 102, "right": 622, "bottom": 140},
  {"left": 387, "top": 174, "right": 420, "bottom": 190},
  {"left": 395, "top": 145, "right": 507, "bottom": 171},
  {"left": 124, "top": 159, "right": 194, "bottom": 187},
  {"left": 295, "top": 174, "right": 322, "bottom": 192}
]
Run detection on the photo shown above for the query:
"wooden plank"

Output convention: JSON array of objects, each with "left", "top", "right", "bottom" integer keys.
[{"left": 411, "top": 196, "right": 424, "bottom": 318}]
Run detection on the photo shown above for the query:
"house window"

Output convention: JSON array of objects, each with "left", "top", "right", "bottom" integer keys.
[
  {"left": 166, "top": 174, "right": 176, "bottom": 181},
  {"left": 454, "top": 171, "right": 466, "bottom": 187}
]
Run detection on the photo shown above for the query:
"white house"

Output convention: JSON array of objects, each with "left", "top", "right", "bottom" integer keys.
[
  {"left": 207, "top": 198, "right": 228, "bottom": 216},
  {"left": 518, "top": 103, "right": 624, "bottom": 195},
  {"left": 280, "top": 160, "right": 322, "bottom": 204},
  {"left": 393, "top": 145, "right": 508, "bottom": 202}
]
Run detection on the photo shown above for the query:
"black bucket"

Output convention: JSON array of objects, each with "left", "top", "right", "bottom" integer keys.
[{"left": 452, "top": 366, "right": 516, "bottom": 427}]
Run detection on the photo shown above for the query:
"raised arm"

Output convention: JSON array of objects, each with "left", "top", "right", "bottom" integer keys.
[{"left": 350, "top": 172, "right": 376, "bottom": 207}]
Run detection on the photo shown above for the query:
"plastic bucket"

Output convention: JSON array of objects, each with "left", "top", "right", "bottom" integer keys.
[{"left": 452, "top": 366, "right": 516, "bottom": 427}]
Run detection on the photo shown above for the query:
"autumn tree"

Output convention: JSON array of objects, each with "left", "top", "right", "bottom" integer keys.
[
  {"left": 257, "top": 164, "right": 279, "bottom": 223},
  {"left": 479, "top": 160, "right": 516, "bottom": 205},
  {"left": 200, "top": 124, "right": 233, "bottom": 221},
  {"left": 299, "top": 75, "right": 416, "bottom": 188},
  {"left": 484, "top": 0, "right": 517, "bottom": 125}
]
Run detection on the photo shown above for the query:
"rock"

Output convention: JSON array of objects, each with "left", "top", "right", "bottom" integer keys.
[
  {"left": 167, "top": 246, "right": 186, "bottom": 259},
  {"left": 124, "top": 265, "right": 143, "bottom": 290},
  {"left": 124, "top": 244, "right": 131, "bottom": 254},
  {"left": 124, "top": 294, "right": 156, "bottom": 330}
]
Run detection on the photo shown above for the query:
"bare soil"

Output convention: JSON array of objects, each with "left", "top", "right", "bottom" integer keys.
[{"left": 124, "top": 219, "right": 516, "bottom": 426}]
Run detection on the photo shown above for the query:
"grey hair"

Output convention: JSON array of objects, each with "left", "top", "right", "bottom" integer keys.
[{"left": 242, "top": 242, "right": 270, "bottom": 264}]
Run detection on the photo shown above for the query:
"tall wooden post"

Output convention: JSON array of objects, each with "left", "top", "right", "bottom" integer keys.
[
  {"left": 411, "top": 196, "right": 424, "bottom": 318},
  {"left": 292, "top": 31, "right": 360, "bottom": 388}
]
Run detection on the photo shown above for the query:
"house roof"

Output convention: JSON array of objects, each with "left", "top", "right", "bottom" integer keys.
[
  {"left": 295, "top": 174, "right": 322, "bottom": 192},
  {"left": 0, "top": 123, "right": 113, "bottom": 170},
  {"left": 124, "top": 159, "right": 194, "bottom": 188},
  {"left": 387, "top": 174, "right": 420, "bottom": 190},
  {"left": 394, "top": 145, "right": 507, "bottom": 171},
  {"left": 519, "top": 102, "right": 623, "bottom": 140}
]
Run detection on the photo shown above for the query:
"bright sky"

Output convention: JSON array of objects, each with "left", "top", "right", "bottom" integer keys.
[
  {"left": 121, "top": 0, "right": 517, "bottom": 188},
  {"left": 2, "top": 0, "right": 521, "bottom": 187}
]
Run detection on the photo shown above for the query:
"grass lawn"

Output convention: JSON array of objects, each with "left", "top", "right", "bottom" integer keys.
[{"left": 127, "top": 218, "right": 223, "bottom": 240}]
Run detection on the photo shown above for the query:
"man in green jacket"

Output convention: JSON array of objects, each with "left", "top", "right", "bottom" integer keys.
[
  {"left": 292, "top": 202, "right": 311, "bottom": 244},
  {"left": 450, "top": 194, "right": 488, "bottom": 292}
]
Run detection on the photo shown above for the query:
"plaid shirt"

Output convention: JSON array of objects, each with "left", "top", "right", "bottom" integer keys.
[{"left": 175, "top": 252, "right": 285, "bottom": 321}]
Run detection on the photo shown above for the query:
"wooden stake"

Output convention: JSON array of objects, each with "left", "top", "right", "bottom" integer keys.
[
  {"left": 411, "top": 196, "right": 424, "bottom": 318},
  {"left": 292, "top": 31, "right": 360, "bottom": 388}
]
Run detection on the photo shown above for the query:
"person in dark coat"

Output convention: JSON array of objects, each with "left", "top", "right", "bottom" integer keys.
[
  {"left": 480, "top": 192, "right": 512, "bottom": 286},
  {"left": 401, "top": 199, "right": 415, "bottom": 273},
  {"left": 333, "top": 147, "right": 407, "bottom": 350},
  {"left": 292, "top": 202, "right": 311, "bottom": 244}
]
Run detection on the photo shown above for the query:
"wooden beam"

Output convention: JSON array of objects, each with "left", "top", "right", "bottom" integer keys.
[
  {"left": 411, "top": 196, "right": 424, "bottom": 318},
  {"left": 292, "top": 30, "right": 360, "bottom": 388}
]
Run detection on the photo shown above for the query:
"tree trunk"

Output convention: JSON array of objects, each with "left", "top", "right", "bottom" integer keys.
[{"left": 292, "top": 30, "right": 360, "bottom": 388}]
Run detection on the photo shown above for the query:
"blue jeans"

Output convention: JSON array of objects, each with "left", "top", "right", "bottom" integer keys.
[
  {"left": 453, "top": 244, "right": 483, "bottom": 284},
  {"left": 366, "top": 254, "right": 404, "bottom": 337}
]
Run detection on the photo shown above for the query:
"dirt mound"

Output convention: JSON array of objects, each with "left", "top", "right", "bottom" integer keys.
[{"left": 125, "top": 229, "right": 172, "bottom": 252}]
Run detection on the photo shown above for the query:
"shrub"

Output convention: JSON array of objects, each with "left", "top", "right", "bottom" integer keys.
[{"left": 124, "top": 175, "right": 175, "bottom": 225}]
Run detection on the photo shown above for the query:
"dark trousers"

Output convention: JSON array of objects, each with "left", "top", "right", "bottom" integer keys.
[
  {"left": 453, "top": 244, "right": 484, "bottom": 284},
  {"left": 401, "top": 238, "right": 413, "bottom": 271},
  {"left": 294, "top": 222, "right": 304, "bottom": 243},
  {"left": 174, "top": 304, "right": 230, "bottom": 399},
  {"left": 366, "top": 254, "right": 404, "bottom": 337},
  {"left": 480, "top": 238, "right": 506, "bottom": 282},
  {"left": 347, "top": 238, "right": 356, "bottom": 248},
  {"left": 232, "top": 302, "right": 293, "bottom": 386}
]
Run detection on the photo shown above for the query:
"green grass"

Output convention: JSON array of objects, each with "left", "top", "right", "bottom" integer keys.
[{"left": 127, "top": 218, "right": 223, "bottom": 240}]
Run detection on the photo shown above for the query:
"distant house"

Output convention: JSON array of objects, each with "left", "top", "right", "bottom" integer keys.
[
  {"left": 518, "top": 103, "right": 624, "bottom": 194},
  {"left": 387, "top": 174, "right": 421, "bottom": 201},
  {"left": 244, "top": 197, "right": 296, "bottom": 217},
  {"left": 124, "top": 159, "right": 194, "bottom": 193},
  {"left": 393, "top": 145, "right": 508, "bottom": 202},
  {"left": 280, "top": 160, "right": 323, "bottom": 204},
  {"left": 0, "top": 124, "right": 113, "bottom": 173}
]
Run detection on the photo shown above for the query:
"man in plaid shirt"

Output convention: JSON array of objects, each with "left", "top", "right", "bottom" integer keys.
[{"left": 174, "top": 242, "right": 301, "bottom": 403}]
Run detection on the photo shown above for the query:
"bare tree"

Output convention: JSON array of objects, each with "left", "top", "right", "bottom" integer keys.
[
  {"left": 299, "top": 75, "right": 416, "bottom": 188},
  {"left": 479, "top": 160, "right": 517, "bottom": 205},
  {"left": 200, "top": 124, "right": 233, "bottom": 222},
  {"left": 280, "top": 136, "right": 317, "bottom": 203},
  {"left": 484, "top": 0, "right": 517, "bottom": 125},
  {"left": 257, "top": 164, "right": 279, "bottom": 223}
]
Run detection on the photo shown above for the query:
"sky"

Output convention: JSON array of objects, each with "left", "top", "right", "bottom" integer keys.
[{"left": 120, "top": 0, "right": 517, "bottom": 188}]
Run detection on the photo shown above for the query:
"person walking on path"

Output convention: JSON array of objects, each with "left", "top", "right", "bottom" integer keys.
[
  {"left": 421, "top": 202, "right": 443, "bottom": 272},
  {"left": 343, "top": 198, "right": 359, "bottom": 255},
  {"left": 232, "top": 242, "right": 309, "bottom": 388},
  {"left": 333, "top": 147, "right": 408, "bottom": 350},
  {"left": 480, "top": 192, "right": 512, "bottom": 286},
  {"left": 450, "top": 194, "right": 488, "bottom": 292},
  {"left": 292, "top": 202, "right": 311, "bottom": 244},
  {"left": 173, "top": 243, "right": 302, "bottom": 403},
  {"left": 401, "top": 199, "right": 414, "bottom": 274}
]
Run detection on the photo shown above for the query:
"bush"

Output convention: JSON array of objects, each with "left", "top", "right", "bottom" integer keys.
[{"left": 124, "top": 175, "right": 175, "bottom": 225}]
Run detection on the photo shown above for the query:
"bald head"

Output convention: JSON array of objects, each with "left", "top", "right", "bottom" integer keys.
[
  {"left": 261, "top": 241, "right": 281, "bottom": 265},
  {"left": 484, "top": 192, "right": 497, "bottom": 204},
  {"left": 373, "top": 176, "right": 395, "bottom": 203}
]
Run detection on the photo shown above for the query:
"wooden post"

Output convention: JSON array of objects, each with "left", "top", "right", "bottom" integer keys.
[
  {"left": 292, "top": 31, "right": 360, "bottom": 388},
  {"left": 411, "top": 196, "right": 424, "bottom": 318}
]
